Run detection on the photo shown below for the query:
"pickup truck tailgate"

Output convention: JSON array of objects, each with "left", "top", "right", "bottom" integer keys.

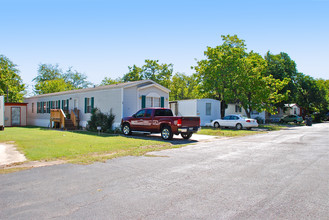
[{"left": 181, "top": 117, "right": 200, "bottom": 127}]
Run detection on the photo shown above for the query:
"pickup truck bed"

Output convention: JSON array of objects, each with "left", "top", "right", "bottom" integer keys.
[{"left": 121, "top": 108, "right": 200, "bottom": 140}]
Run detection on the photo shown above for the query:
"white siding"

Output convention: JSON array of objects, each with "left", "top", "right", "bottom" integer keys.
[
  {"left": 196, "top": 99, "right": 221, "bottom": 126},
  {"left": 138, "top": 86, "right": 169, "bottom": 109},
  {"left": 24, "top": 81, "right": 170, "bottom": 129},
  {"left": 123, "top": 86, "right": 138, "bottom": 117},
  {"left": 25, "top": 88, "right": 123, "bottom": 128},
  {"left": 176, "top": 100, "right": 197, "bottom": 117}
]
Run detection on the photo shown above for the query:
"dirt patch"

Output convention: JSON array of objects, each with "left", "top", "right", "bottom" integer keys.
[
  {"left": 0, "top": 143, "right": 26, "bottom": 166},
  {"left": 1, "top": 160, "right": 66, "bottom": 170}
]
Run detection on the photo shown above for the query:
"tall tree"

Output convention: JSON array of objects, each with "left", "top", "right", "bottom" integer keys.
[
  {"left": 265, "top": 52, "right": 298, "bottom": 106},
  {"left": 169, "top": 73, "right": 199, "bottom": 101},
  {"left": 33, "top": 64, "right": 91, "bottom": 94},
  {"left": 237, "top": 51, "right": 289, "bottom": 117},
  {"left": 195, "top": 35, "right": 247, "bottom": 117},
  {"left": 294, "top": 73, "right": 328, "bottom": 115},
  {"left": 122, "top": 65, "right": 143, "bottom": 82},
  {"left": 34, "top": 78, "right": 73, "bottom": 95},
  {"left": 0, "top": 55, "right": 25, "bottom": 102},
  {"left": 142, "top": 60, "right": 173, "bottom": 88},
  {"left": 63, "top": 67, "right": 92, "bottom": 89},
  {"left": 100, "top": 77, "right": 123, "bottom": 85},
  {"left": 122, "top": 60, "right": 173, "bottom": 88}
]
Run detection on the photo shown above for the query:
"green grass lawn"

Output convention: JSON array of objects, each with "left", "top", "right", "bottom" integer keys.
[
  {"left": 198, "top": 127, "right": 262, "bottom": 137},
  {"left": 0, "top": 127, "right": 175, "bottom": 164},
  {"left": 198, "top": 124, "right": 285, "bottom": 137}
]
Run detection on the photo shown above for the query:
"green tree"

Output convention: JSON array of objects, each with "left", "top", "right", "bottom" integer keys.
[
  {"left": 34, "top": 78, "right": 73, "bottom": 95},
  {"left": 237, "top": 51, "right": 289, "bottom": 117},
  {"left": 63, "top": 67, "right": 92, "bottom": 89},
  {"left": 33, "top": 64, "right": 91, "bottom": 94},
  {"left": 265, "top": 52, "right": 298, "bottom": 106},
  {"left": 100, "top": 77, "right": 123, "bottom": 85},
  {"left": 169, "top": 73, "right": 199, "bottom": 101},
  {"left": 195, "top": 35, "right": 247, "bottom": 117},
  {"left": 122, "top": 60, "right": 173, "bottom": 88},
  {"left": 142, "top": 60, "right": 173, "bottom": 88},
  {"left": 294, "top": 73, "right": 328, "bottom": 116},
  {"left": 122, "top": 65, "right": 143, "bottom": 82},
  {"left": 0, "top": 55, "right": 25, "bottom": 102}
]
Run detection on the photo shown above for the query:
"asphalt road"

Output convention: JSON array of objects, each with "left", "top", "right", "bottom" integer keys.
[{"left": 1, "top": 123, "right": 328, "bottom": 219}]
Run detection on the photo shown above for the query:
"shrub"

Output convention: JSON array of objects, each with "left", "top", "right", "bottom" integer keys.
[{"left": 87, "top": 108, "right": 115, "bottom": 132}]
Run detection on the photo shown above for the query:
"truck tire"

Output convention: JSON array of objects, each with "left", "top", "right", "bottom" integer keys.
[
  {"left": 181, "top": 132, "right": 193, "bottom": 140},
  {"left": 214, "top": 122, "right": 220, "bottom": 128},
  {"left": 161, "top": 126, "right": 173, "bottom": 140},
  {"left": 122, "top": 123, "right": 132, "bottom": 135}
]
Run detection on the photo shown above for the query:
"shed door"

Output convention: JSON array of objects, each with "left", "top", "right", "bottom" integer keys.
[{"left": 11, "top": 107, "right": 21, "bottom": 126}]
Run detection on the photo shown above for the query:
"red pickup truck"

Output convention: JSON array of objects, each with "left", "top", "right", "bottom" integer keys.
[{"left": 121, "top": 108, "right": 200, "bottom": 140}]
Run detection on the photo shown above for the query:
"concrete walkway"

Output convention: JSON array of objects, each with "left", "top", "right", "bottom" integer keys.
[{"left": 0, "top": 143, "right": 26, "bottom": 166}]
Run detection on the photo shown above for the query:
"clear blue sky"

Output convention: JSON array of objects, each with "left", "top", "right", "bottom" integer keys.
[{"left": 1, "top": 0, "right": 328, "bottom": 96}]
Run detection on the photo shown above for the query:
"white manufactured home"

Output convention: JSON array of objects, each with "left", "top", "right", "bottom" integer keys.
[
  {"left": 169, "top": 99, "right": 221, "bottom": 126},
  {"left": 24, "top": 80, "right": 170, "bottom": 129}
]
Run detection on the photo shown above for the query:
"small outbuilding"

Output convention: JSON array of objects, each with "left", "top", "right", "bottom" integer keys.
[
  {"left": 4, "top": 102, "right": 28, "bottom": 127},
  {"left": 169, "top": 99, "right": 221, "bottom": 126}
]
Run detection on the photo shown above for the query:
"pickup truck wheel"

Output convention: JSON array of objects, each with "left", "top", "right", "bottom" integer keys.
[
  {"left": 236, "top": 123, "right": 243, "bottom": 130},
  {"left": 214, "top": 122, "right": 220, "bottom": 128},
  {"left": 181, "top": 132, "right": 193, "bottom": 140},
  {"left": 161, "top": 126, "right": 173, "bottom": 140},
  {"left": 122, "top": 123, "right": 132, "bottom": 135}
]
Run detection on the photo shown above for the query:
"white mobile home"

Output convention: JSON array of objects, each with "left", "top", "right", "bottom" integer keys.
[
  {"left": 169, "top": 99, "right": 221, "bottom": 126},
  {"left": 225, "top": 103, "right": 287, "bottom": 123},
  {"left": 225, "top": 103, "right": 267, "bottom": 122},
  {"left": 24, "top": 80, "right": 170, "bottom": 129}
]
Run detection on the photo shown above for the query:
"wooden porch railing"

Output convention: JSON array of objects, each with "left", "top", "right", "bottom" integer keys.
[
  {"left": 50, "top": 109, "right": 66, "bottom": 129},
  {"left": 71, "top": 109, "right": 80, "bottom": 128}
]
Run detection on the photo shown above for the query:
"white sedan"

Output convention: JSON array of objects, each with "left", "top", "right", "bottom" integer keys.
[{"left": 211, "top": 114, "right": 258, "bottom": 130}]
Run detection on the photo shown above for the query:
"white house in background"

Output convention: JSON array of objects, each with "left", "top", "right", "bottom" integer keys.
[
  {"left": 225, "top": 103, "right": 266, "bottom": 122},
  {"left": 24, "top": 80, "right": 170, "bottom": 128},
  {"left": 225, "top": 103, "right": 286, "bottom": 123},
  {"left": 169, "top": 99, "right": 221, "bottom": 126},
  {"left": 284, "top": 103, "right": 301, "bottom": 116}
]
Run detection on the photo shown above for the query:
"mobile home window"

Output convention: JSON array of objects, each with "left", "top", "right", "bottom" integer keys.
[
  {"left": 235, "top": 105, "right": 242, "bottom": 113},
  {"left": 46, "top": 101, "right": 50, "bottom": 113},
  {"left": 85, "top": 97, "right": 94, "bottom": 113},
  {"left": 43, "top": 102, "right": 47, "bottom": 113},
  {"left": 146, "top": 97, "right": 161, "bottom": 108},
  {"left": 32, "top": 103, "right": 34, "bottom": 113},
  {"left": 206, "top": 103, "right": 211, "bottom": 115},
  {"left": 37, "top": 102, "right": 41, "bottom": 113}
]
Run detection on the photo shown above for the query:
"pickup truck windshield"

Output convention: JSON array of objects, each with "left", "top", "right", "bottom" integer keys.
[{"left": 154, "top": 109, "right": 173, "bottom": 116}]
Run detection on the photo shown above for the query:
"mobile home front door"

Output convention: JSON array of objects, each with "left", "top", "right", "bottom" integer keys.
[{"left": 11, "top": 107, "right": 21, "bottom": 126}]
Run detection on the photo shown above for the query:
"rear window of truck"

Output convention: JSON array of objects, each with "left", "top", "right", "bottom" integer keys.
[{"left": 154, "top": 109, "right": 173, "bottom": 116}]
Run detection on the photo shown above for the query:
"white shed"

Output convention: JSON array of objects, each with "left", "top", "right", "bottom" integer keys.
[
  {"left": 0, "top": 96, "right": 4, "bottom": 130},
  {"left": 169, "top": 99, "right": 221, "bottom": 126},
  {"left": 24, "top": 80, "right": 170, "bottom": 129}
]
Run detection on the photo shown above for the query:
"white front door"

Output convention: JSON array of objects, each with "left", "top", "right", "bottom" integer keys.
[{"left": 11, "top": 107, "right": 21, "bottom": 126}]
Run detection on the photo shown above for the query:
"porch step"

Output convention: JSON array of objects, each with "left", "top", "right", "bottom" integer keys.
[{"left": 64, "top": 118, "right": 76, "bottom": 130}]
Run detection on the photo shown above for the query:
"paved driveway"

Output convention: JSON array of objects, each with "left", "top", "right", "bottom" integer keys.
[{"left": 1, "top": 123, "right": 328, "bottom": 219}]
